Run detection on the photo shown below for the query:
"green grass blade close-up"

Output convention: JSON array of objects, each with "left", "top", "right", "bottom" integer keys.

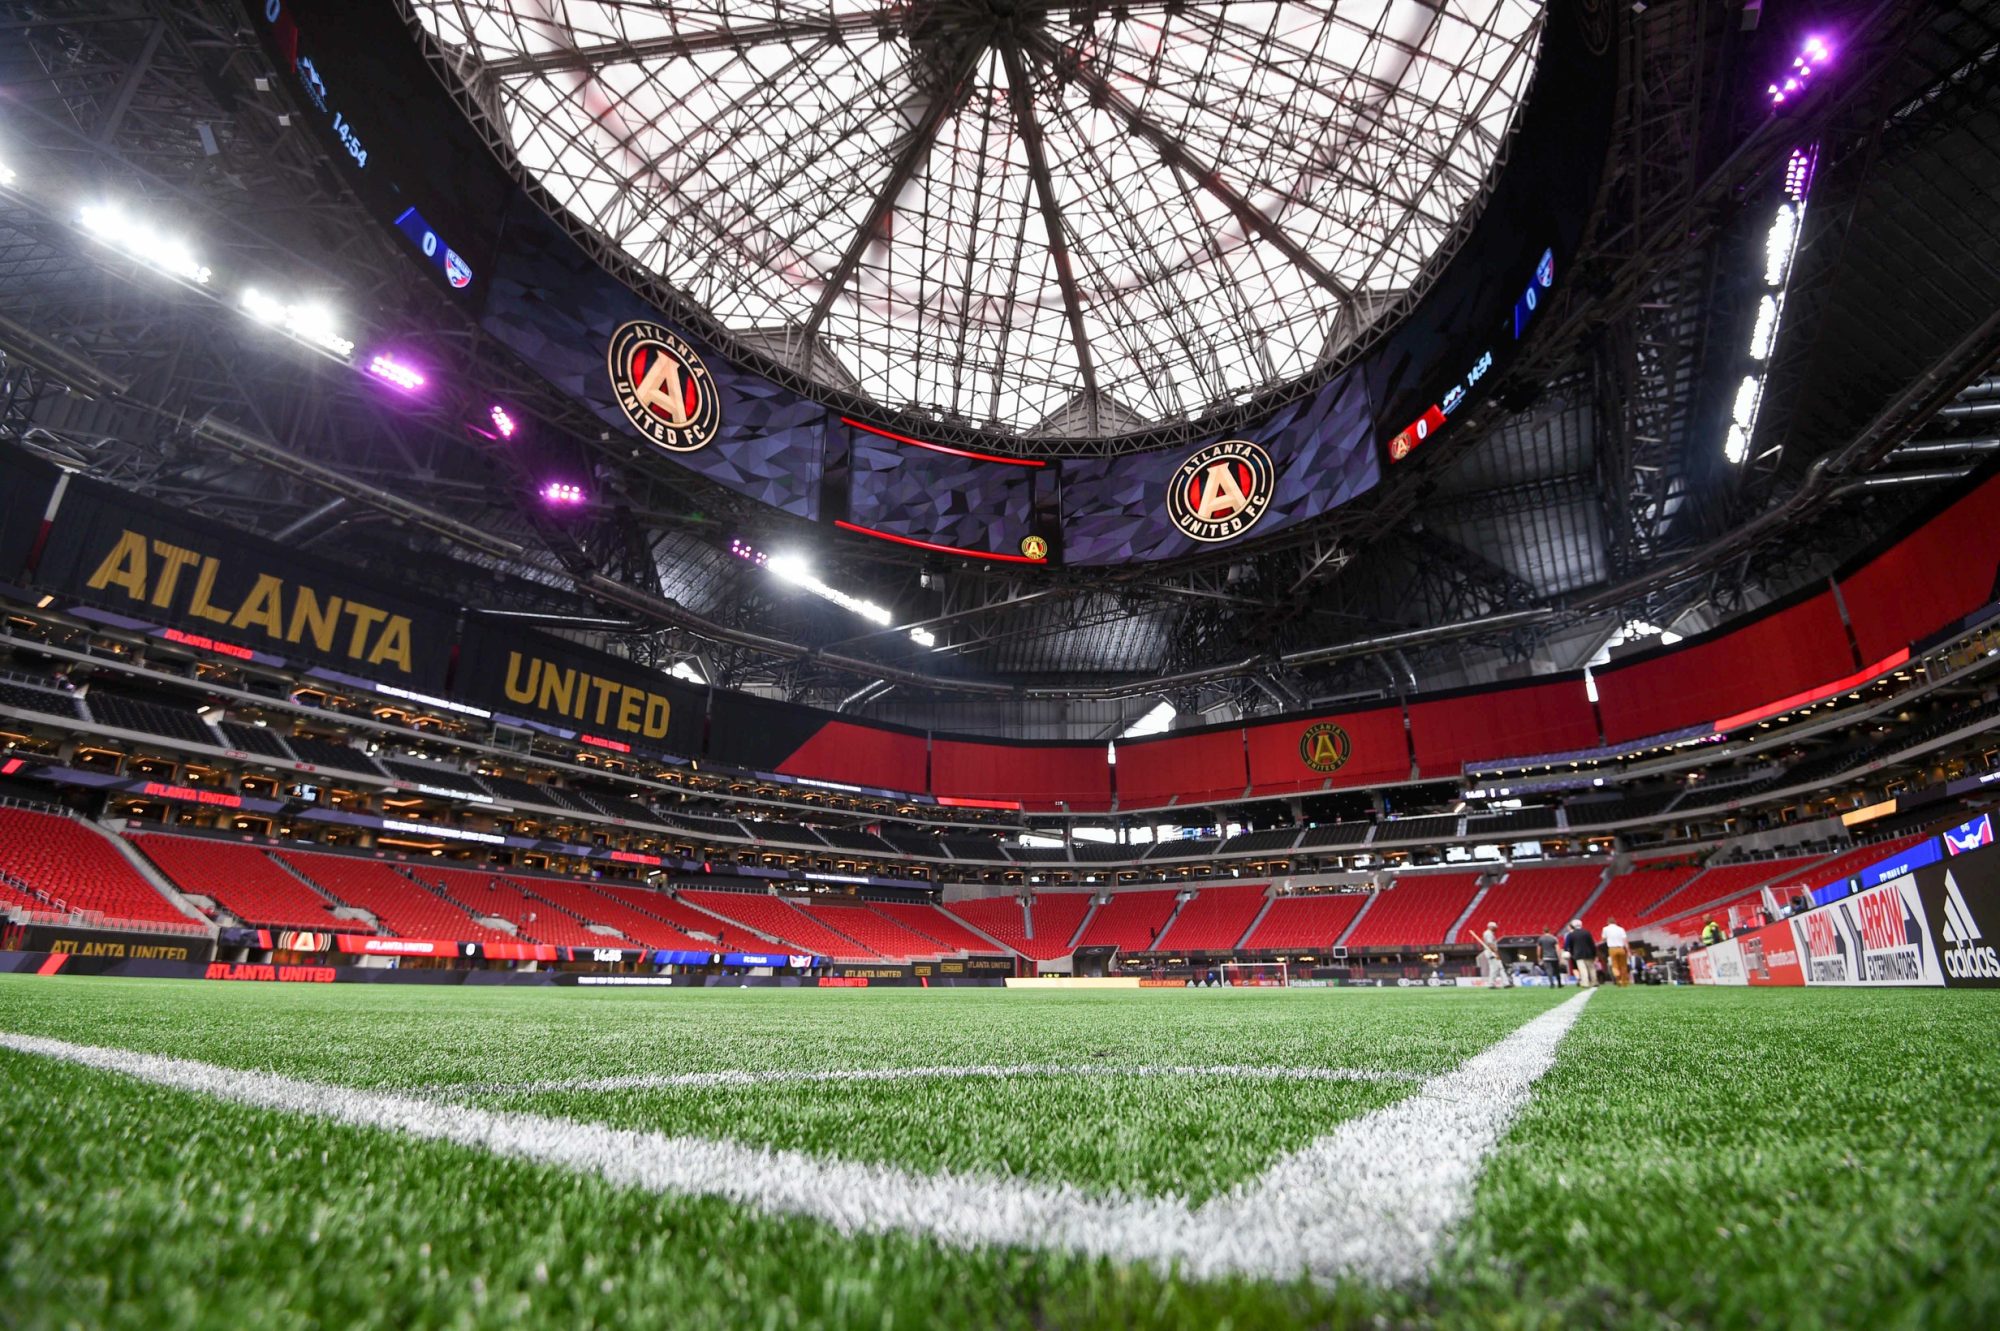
[{"left": 3, "top": 977, "right": 1997, "bottom": 1330}]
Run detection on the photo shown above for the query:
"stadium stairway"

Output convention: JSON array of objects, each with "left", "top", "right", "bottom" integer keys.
[
  {"left": 678, "top": 890, "right": 882, "bottom": 960},
  {"left": 1445, "top": 882, "right": 1491, "bottom": 945},
  {"left": 1072, "top": 888, "right": 1180, "bottom": 952},
  {"left": 97, "top": 819, "right": 213, "bottom": 928},
  {"left": 1332, "top": 891, "right": 1378, "bottom": 948},
  {"left": 1151, "top": 884, "right": 1269, "bottom": 953},
  {"left": 594, "top": 885, "right": 786, "bottom": 951},
  {"left": 1233, "top": 891, "right": 1279, "bottom": 950},
  {"left": 864, "top": 901, "right": 1010, "bottom": 956},
  {"left": 130, "top": 833, "right": 358, "bottom": 934},
  {"left": 941, "top": 896, "right": 1037, "bottom": 957}
]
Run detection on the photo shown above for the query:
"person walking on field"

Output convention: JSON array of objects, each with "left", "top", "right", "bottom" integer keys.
[
  {"left": 1478, "top": 921, "right": 1512, "bottom": 987},
  {"left": 1602, "top": 917, "right": 1632, "bottom": 986},
  {"left": 1537, "top": 926, "right": 1565, "bottom": 987},
  {"left": 1563, "top": 918, "right": 1599, "bottom": 989}
]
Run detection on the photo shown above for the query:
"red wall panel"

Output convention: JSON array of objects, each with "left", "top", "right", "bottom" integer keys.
[
  {"left": 1594, "top": 590, "right": 1851, "bottom": 743},
  {"left": 1840, "top": 472, "right": 2000, "bottom": 661},
  {"left": 1114, "top": 729, "right": 1247, "bottom": 808},
  {"left": 930, "top": 738, "right": 1111, "bottom": 809},
  {"left": 774, "top": 720, "right": 929, "bottom": 795},
  {"left": 1406, "top": 678, "right": 1597, "bottom": 775},
  {"left": 1245, "top": 705, "right": 1408, "bottom": 795}
]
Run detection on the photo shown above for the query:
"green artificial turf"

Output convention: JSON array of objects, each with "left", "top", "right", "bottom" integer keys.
[{"left": 2, "top": 977, "right": 1996, "bottom": 1330}]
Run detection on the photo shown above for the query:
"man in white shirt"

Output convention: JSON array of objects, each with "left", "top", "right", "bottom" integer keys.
[
  {"left": 1602, "top": 918, "right": 1631, "bottom": 987},
  {"left": 1478, "top": 921, "right": 1512, "bottom": 988}
]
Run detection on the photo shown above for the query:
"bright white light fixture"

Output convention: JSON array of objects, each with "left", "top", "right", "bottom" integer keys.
[
  {"left": 1732, "top": 374, "right": 1764, "bottom": 430},
  {"left": 1764, "top": 203, "right": 1800, "bottom": 286},
  {"left": 907, "top": 627, "right": 937, "bottom": 648},
  {"left": 1748, "top": 294, "right": 1783, "bottom": 361},
  {"left": 241, "top": 288, "right": 356, "bottom": 359},
  {"left": 1724, "top": 423, "right": 1751, "bottom": 465},
  {"left": 766, "top": 554, "right": 892, "bottom": 626},
  {"left": 79, "top": 204, "right": 211, "bottom": 286},
  {"left": 0, "top": 161, "right": 15, "bottom": 187}
]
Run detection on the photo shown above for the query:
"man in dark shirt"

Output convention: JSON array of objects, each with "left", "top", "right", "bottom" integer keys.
[
  {"left": 1537, "top": 926, "right": 1565, "bottom": 987},
  {"left": 1563, "top": 918, "right": 1599, "bottom": 989}
]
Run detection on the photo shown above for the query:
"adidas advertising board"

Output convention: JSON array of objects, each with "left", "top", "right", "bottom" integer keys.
[{"left": 1916, "top": 838, "right": 2000, "bottom": 987}]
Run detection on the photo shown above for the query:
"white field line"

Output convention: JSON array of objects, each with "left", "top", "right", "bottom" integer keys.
[
  {"left": 0, "top": 989, "right": 1590, "bottom": 1286},
  {"left": 423, "top": 1062, "right": 1425, "bottom": 1098}
]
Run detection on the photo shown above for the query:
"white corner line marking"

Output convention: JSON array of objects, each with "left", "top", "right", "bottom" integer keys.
[{"left": 0, "top": 990, "right": 1591, "bottom": 1286}]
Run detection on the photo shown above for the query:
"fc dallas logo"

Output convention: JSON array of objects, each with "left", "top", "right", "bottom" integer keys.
[
  {"left": 607, "top": 320, "right": 721, "bottom": 453},
  {"left": 1165, "top": 440, "right": 1275, "bottom": 542}
]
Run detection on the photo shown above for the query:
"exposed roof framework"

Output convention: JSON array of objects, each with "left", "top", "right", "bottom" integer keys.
[
  {"left": 0, "top": 0, "right": 1996, "bottom": 737},
  {"left": 411, "top": 0, "right": 1544, "bottom": 439}
]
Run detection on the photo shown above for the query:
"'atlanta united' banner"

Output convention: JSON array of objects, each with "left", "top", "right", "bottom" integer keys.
[
  {"left": 454, "top": 620, "right": 707, "bottom": 757},
  {"left": 31, "top": 475, "right": 456, "bottom": 692}
]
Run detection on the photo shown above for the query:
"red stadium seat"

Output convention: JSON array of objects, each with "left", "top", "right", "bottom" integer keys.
[
  {"left": 1073, "top": 888, "right": 1180, "bottom": 951},
  {"left": 132, "top": 833, "right": 358, "bottom": 932},
  {"left": 1342, "top": 871, "right": 1484, "bottom": 948},
  {"left": 1476, "top": 863, "right": 1607, "bottom": 939},
  {"left": 793, "top": 902, "right": 943, "bottom": 960},
  {"left": 408, "top": 863, "right": 613, "bottom": 947},
  {"left": 865, "top": 901, "right": 1010, "bottom": 955},
  {"left": 273, "top": 849, "right": 515, "bottom": 944},
  {"left": 1153, "top": 884, "right": 1269, "bottom": 952},
  {"left": 1240, "top": 892, "right": 1370, "bottom": 950},
  {"left": 679, "top": 890, "right": 880, "bottom": 959},
  {"left": 0, "top": 807, "right": 191, "bottom": 925}
]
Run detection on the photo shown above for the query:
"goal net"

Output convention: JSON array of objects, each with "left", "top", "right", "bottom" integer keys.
[{"left": 1219, "top": 962, "right": 1290, "bottom": 988}]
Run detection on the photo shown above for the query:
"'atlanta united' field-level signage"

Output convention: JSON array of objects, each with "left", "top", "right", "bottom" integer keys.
[
  {"left": 1299, "top": 721, "right": 1352, "bottom": 774},
  {"left": 607, "top": 321, "right": 722, "bottom": 453},
  {"left": 1165, "top": 441, "right": 1275, "bottom": 543}
]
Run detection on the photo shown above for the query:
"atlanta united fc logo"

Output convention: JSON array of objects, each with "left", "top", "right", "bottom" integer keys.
[
  {"left": 1165, "top": 440, "right": 1275, "bottom": 542},
  {"left": 607, "top": 320, "right": 722, "bottom": 453},
  {"left": 1299, "top": 721, "right": 1351, "bottom": 774}
]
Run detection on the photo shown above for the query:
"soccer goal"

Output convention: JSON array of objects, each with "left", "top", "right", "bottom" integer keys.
[{"left": 1218, "top": 962, "right": 1290, "bottom": 987}]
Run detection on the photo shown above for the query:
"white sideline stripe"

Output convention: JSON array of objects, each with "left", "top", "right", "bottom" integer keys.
[
  {"left": 0, "top": 990, "right": 1590, "bottom": 1286},
  {"left": 425, "top": 1062, "right": 1425, "bottom": 1098}
]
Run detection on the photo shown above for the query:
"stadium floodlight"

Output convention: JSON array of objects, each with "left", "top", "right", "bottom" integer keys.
[
  {"left": 728, "top": 537, "right": 769, "bottom": 566},
  {"left": 1724, "top": 425, "right": 1751, "bottom": 465},
  {"left": 0, "top": 161, "right": 15, "bottom": 186},
  {"left": 1765, "top": 204, "right": 1801, "bottom": 287},
  {"left": 1749, "top": 294, "right": 1784, "bottom": 361},
  {"left": 541, "top": 481, "right": 585, "bottom": 504},
  {"left": 489, "top": 405, "right": 517, "bottom": 437},
  {"left": 1768, "top": 33, "right": 1832, "bottom": 105},
  {"left": 1732, "top": 376, "right": 1764, "bottom": 432},
  {"left": 365, "top": 354, "right": 426, "bottom": 392},
  {"left": 241, "top": 288, "right": 356, "bottom": 360},
  {"left": 79, "top": 203, "right": 211, "bottom": 286},
  {"left": 767, "top": 555, "right": 894, "bottom": 626},
  {"left": 908, "top": 627, "right": 937, "bottom": 648}
]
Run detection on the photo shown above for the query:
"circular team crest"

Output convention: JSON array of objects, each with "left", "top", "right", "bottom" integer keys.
[
  {"left": 1019, "top": 534, "right": 1049, "bottom": 561},
  {"left": 1165, "top": 440, "right": 1275, "bottom": 542},
  {"left": 607, "top": 320, "right": 721, "bottom": 453},
  {"left": 1299, "top": 721, "right": 1351, "bottom": 774}
]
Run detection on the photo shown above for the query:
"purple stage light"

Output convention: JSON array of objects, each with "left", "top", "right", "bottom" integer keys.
[
  {"left": 541, "top": 481, "right": 585, "bottom": 505},
  {"left": 489, "top": 405, "right": 517, "bottom": 438},
  {"left": 1783, "top": 144, "right": 1818, "bottom": 202},
  {"left": 366, "top": 354, "right": 425, "bottom": 391},
  {"left": 1769, "top": 33, "right": 1833, "bottom": 107}
]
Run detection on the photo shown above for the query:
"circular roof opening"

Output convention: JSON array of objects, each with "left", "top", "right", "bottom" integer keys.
[{"left": 415, "top": 1, "right": 1546, "bottom": 439}]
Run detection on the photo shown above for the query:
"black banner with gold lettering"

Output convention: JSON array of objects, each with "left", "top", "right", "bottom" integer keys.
[
  {"left": 455, "top": 620, "right": 707, "bottom": 756},
  {"left": 32, "top": 475, "right": 456, "bottom": 691}
]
